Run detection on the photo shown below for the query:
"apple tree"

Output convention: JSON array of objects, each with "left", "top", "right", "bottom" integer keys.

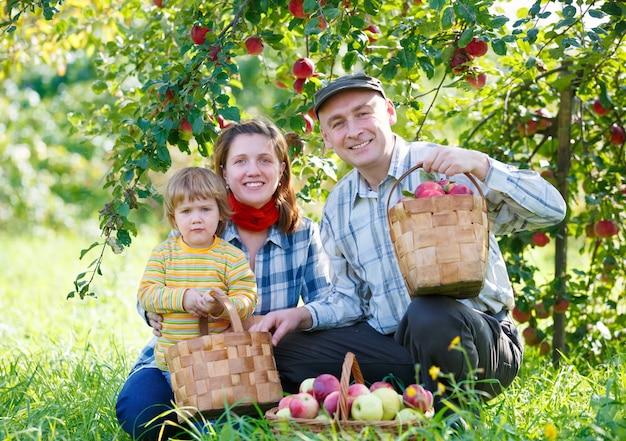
[{"left": 4, "top": 0, "right": 623, "bottom": 364}]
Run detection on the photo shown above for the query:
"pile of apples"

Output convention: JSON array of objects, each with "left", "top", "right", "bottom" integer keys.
[
  {"left": 273, "top": 374, "right": 434, "bottom": 423},
  {"left": 404, "top": 179, "right": 474, "bottom": 200}
]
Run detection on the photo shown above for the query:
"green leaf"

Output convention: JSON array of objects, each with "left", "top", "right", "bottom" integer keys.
[
  {"left": 92, "top": 81, "right": 107, "bottom": 94},
  {"left": 491, "top": 38, "right": 507, "bottom": 56},
  {"left": 418, "top": 57, "right": 435, "bottom": 79},
  {"left": 79, "top": 242, "right": 101, "bottom": 259},
  {"left": 555, "top": 17, "right": 577, "bottom": 30},
  {"left": 342, "top": 51, "right": 358, "bottom": 71},
  {"left": 524, "top": 27, "right": 539, "bottom": 43},
  {"left": 490, "top": 15, "right": 509, "bottom": 28},
  {"left": 364, "top": 0, "right": 382, "bottom": 15},
  {"left": 562, "top": 5, "right": 577, "bottom": 18},
  {"left": 442, "top": 7, "right": 454, "bottom": 29},
  {"left": 458, "top": 28, "right": 474, "bottom": 48},
  {"left": 137, "top": 117, "right": 150, "bottom": 133}
]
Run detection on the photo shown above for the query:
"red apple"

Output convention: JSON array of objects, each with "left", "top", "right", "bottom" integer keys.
[
  {"left": 300, "top": 113, "right": 314, "bottom": 134},
  {"left": 292, "top": 57, "right": 315, "bottom": 79},
  {"left": 191, "top": 25, "right": 210, "bottom": 45},
  {"left": 208, "top": 45, "right": 221, "bottom": 62},
  {"left": 535, "top": 108, "right": 553, "bottom": 130},
  {"left": 289, "top": 392, "right": 319, "bottom": 419},
  {"left": 450, "top": 48, "right": 471, "bottom": 74},
  {"left": 299, "top": 377, "right": 315, "bottom": 395},
  {"left": 539, "top": 340, "right": 550, "bottom": 356},
  {"left": 522, "top": 326, "right": 540, "bottom": 346},
  {"left": 594, "top": 219, "right": 619, "bottom": 237},
  {"left": 532, "top": 232, "right": 549, "bottom": 247},
  {"left": 318, "top": 15, "right": 328, "bottom": 31},
  {"left": 534, "top": 302, "right": 550, "bottom": 319},
  {"left": 293, "top": 77, "right": 306, "bottom": 94},
  {"left": 414, "top": 181, "right": 443, "bottom": 197},
  {"left": 364, "top": 24, "right": 381, "bottom": 43},
  {"left": 312, "top": 373, "right": 340, "bottom": 403},
  {"left": 278, "top": 395, "right": 294, "bottom": 410},
  {"left": 417, "top": 189, "right": 445, "bottom": 198},
  {"left": 592, "top": 98, "right": 611, "bottom": 116},
  {"left": 517, "top": 119, "right": 538, "bottom": 136},
  {"left": 153, "top": 0, "right": 163, "bottom": 7},
  {"left": 322, "top": 390, "right": 340, "bottom": 417},
  {"left": 244, "top": 36, "right": 264, "bottom": 55},
  {"left": 448, "top": 184, "right": 474, "bottom": 195},
  {"left": 466, "top": 72, "right": 487, "bottom": 90},
  {"left": 402, "top": 384, "right": 433, "bottom": 413},
  {"left": 512, "top": 305, "right": 532, "bottom": 323},
  {"left": 609, "top": 125, "right": 625, "bottom": 145},
  {"left": 554, "top": 299, "right": 570, "bottom": 313},
  {"left": 179, "top": 118, "right": 192, "bottom": 133},
  {"left": 465, "top": 37, "right": 488, "bottom": 57},
  {"left": 369, "top": 381, "right": 394, "bottom": 392},
  {"left": 288, "top": 0, "right": 308, "bottom": 18}
]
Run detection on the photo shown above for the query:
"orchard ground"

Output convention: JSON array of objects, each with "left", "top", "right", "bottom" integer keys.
[{"left": 0, "top": 228, "right": 623, "bottom": 440}]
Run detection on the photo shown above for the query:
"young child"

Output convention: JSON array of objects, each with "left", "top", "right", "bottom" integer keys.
[{"left": 137, "top": 166, "right": 257, "bottom": 376}]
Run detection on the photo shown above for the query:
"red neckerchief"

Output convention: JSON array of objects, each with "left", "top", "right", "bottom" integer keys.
[{"left": 228, "top": 193, "right": 279, "bottom": 232}]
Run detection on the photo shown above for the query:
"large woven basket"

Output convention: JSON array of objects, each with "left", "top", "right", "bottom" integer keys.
[
  {"left": 164, "top": 292, "right": 283, "bottom": 421},
  {"left": 265, "top": 352, "right": 423, "bottom": 437},
  {"left": 386, "top": 164, "right": 489, "bottom": 299}
]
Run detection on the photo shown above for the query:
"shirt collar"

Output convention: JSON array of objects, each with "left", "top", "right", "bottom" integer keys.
[{"left": 223, "top": 221, "right": 288, "bottom": 249}]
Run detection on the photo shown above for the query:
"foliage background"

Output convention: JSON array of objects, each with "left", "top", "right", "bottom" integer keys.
[{"left": 1, "top": 0, "right": 625, "bottom": 396}]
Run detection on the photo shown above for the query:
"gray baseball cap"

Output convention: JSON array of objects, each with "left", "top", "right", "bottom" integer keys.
[{"left": 313, "top": 73, "right": 387, "bottom": 116}]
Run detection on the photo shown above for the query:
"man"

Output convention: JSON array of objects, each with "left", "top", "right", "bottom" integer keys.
[{"left": 255, "top": 72, "right": 567, "bottom": 413}]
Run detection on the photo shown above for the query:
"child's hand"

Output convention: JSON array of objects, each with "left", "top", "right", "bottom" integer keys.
[
  {"left": 183, "top": 288, "right": 212, "bottom": 316},
  {"left": 205, "top": 288, "right": 226, "bottom": 318}
]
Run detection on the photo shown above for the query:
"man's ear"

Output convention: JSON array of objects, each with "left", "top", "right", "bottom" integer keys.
[
  {"left": 386, "top": 99, "right": 397, "bottom": 126},
  {"left": 320, "top": 127, "right": 335, "bottom": 150}
]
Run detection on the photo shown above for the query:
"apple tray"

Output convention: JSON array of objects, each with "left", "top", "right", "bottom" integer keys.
[
  {"left": 265, "top": 351, "right": 423, "bottom": 437},
  {"left": 386, "top": 163, "right": 489, "bottom": 299},
  {"left": 164, "top": 293, "right": 283, "bottom": 422}
]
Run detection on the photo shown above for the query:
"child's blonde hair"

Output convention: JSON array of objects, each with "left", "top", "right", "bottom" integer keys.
[{"left": 164, "top": 167, "right": 231, "bottom": 236}]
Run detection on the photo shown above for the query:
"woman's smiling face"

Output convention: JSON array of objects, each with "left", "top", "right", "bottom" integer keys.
[{"left": 221, "top": 133, "right": 285, "bottom": 208}]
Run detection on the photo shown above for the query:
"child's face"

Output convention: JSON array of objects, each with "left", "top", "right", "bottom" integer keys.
[{"left": 173, "top": 197, "right": 221, "bottom": 248}]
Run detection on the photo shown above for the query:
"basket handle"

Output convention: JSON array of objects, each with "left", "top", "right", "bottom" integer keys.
[
  {"left": 198, "top": 291, "right": 245, "bottom": 336},
  {"left": 336, "top": 352, "right": 365, "bottom": 421},
  {"left": 385, "top": 161, "right": 485, "bottom": 215}
]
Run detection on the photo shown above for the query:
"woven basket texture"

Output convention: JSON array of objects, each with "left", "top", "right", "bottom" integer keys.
[
  {"left": 165, "top": 293, "right": 283, "bottom": 420},
  {"left": 265, "top": 352, "right": 426, "bottom": 437},
  {"left": 387, "top": 165, "right": 489, "bottom": 299}
]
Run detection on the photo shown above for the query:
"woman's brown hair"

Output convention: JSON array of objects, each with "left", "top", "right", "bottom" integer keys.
[{"left": 212, "top": 119, "right": 301, "bottom": 234}]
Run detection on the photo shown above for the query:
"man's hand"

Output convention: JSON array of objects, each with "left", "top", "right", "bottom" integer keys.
[
  {"left": 249, "top": 307, "right": 313, "bottom": 346},
  {"left": 146, "top": 311, "right": 163, "bottom": 337},
  {"left": 421, "top": 145, "right": 490, "bottom": 181}
]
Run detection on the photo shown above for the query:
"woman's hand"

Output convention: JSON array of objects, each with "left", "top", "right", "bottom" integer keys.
[{"left": 146, "top": 311, "right": 163, "bottom": 337}]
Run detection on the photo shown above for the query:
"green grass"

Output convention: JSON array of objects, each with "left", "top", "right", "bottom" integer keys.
[{"left": 0, "top": 230, "right": 624, "bottom": 440}]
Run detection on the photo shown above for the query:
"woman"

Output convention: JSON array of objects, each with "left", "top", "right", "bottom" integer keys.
[{"left": 116, "top": 120, "right": 332, "bottom": 441}]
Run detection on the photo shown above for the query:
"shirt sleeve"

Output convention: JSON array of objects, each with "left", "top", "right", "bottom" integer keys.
[
  {"left": 479, "top": 157, "right": 567, "bottom": 235},
  {"left": 137, "top": 244, "right": 187, "bottom": 314},
  {"left": 303, "top": 212, "right": 369, "bottom": 330},
  {"left": 298, "top": 220, "right": 333, "bottom": 305}
]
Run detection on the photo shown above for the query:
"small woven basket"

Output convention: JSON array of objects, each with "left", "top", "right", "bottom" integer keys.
[
  {"left": 386, "top": 164, "right": 489, "bottom": 299},
  {"left": 265, "top": 352, "right": 422, "bottom": 437},
  {"left": 164, "top": 292, "right": 283, "bottom": 421}
]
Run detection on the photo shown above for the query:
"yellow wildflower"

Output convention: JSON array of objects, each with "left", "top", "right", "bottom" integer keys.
[
  {"left": 448, "top": 336, "right": 461, "bottom": 350},
  {"left": 544, "top": 422, "right": 558, "bottom": 441},
  {"left": 429, "top": 365, "right": 441, "bottom": 380}
]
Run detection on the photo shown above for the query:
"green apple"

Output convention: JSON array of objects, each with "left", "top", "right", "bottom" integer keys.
[
  {"left": 372, "top": 387, "right": 402, "bottom": 420},
  {"left": 351, "top": 393, "right": 384, "bottom": 421},
  {"left": 299, "top": 377, "right": 315, "bottom": 394},
  {"left": 275, "top": 407, "right": 292, "bottom": 419},
  {"left": 394, "top": 407, "right": 423, "bottom": 423}
]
